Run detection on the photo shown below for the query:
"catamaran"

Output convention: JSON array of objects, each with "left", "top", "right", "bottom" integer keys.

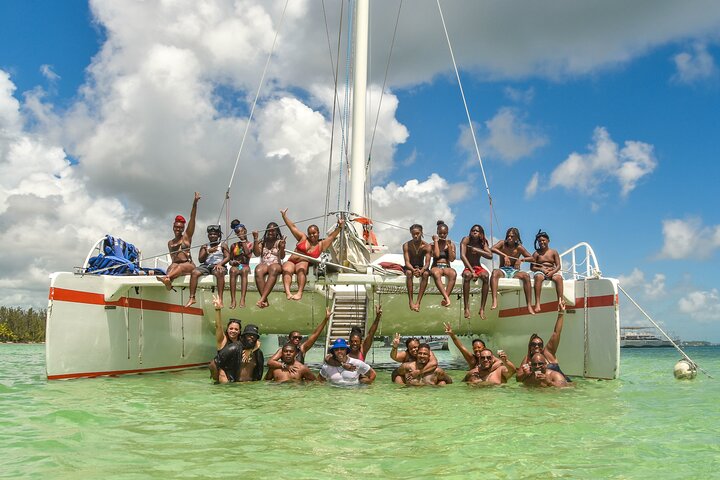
[{"left": 45, "top": 1, "right": 620, "bottom": 380}]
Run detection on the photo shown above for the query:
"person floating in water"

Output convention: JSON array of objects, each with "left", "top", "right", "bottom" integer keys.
[
  {"left": 227, "top": 219, "right": 253, "bottom": 309},
  {"left": 185, "top": 225, "right": 230, "bottom": 308},
  {"left": 529, "top": 229, "right": 565, "bottom": 313},
  {"left": 402, "top": 224, "right": 431, "bottom": 312},
  {"left": 459, "top": 224, "right": 492, "bottom": 319},
  {"left": 520, "top": 353, "right": 572, "bottom": 388},
  {"left": 266, "top": 308, "right": 331, "bottom": 377},
  {"left": 318, "top": 338, "right": 376, "bottom": 386},
  {"left": 490, "top": 227, "right": 535, "bottom": 315},
  {"left": 157, "top": 192, "right": 200, "bottom": 290},
  {"left": 267, "top": 344, "right": 317, "bottom": 383},
  {"left": 516, "top": 307, "right": 570, "bottom": 384},
  {"left": 280, "top": 209, "right": 344, "bottom": 301},
  {"left": 395, "top": 343, "right": 452, "bottom": 386},
  {"left": 430, "top": 220, "right": 457, "bottom": 308},
  {"left": 252, "top": 222, "right": 286, "bottom": 309}
]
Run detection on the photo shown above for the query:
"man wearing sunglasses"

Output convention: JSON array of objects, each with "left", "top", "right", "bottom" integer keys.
[
  {"left": 516, "top": 307, "right": 569, "bottom": 382},
  {"left": 185, "top": 225, "right": 230, "bottom": 308},
  {"left": 520, "top": 353, "right": 572, "bottom": 388},
  {"left": 463, "top": 347, "right": 511, "bottom": 385},
  {"left": 265, "top": 308, "right": 332, "bottom": 377}
]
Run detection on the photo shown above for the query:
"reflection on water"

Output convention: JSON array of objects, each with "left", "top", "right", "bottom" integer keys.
[{"left": 1, "top": 345, "right": 718, "bottom": 478}]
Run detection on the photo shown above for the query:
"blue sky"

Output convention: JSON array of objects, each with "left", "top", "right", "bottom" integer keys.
[{"left": 1, "top": 1, "right": 720, "bottom": 341}]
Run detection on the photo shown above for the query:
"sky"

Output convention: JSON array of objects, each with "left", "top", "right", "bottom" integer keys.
[{"left": 1, "top": 0, "right": 719, "bottom": 341}]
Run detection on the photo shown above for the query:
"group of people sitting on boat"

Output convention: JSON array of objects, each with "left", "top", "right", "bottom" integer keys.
[
  {"left": 155, "top": 192, "right": 343, "bottom": 309},
  {"left": 209, "top": 298, "right": 572, "bottom": 388},
  {"left": 402, "top": 221, "right": 565, "bottom": 318},
  {"left": 156, "top": 193, "right": 566, "bottom": 318}
]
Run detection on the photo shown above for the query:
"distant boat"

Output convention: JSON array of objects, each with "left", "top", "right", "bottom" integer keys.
[{"left": 620, "top": 327, "right": 677, "bottom": 348}]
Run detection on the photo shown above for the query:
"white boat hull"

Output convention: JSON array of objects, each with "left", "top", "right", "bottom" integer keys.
[{"left": 46, "top": 268, "right": 620, "bottom": 380}]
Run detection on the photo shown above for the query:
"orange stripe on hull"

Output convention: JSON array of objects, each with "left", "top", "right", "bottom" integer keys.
[
  {"left": 47, "top": 362, "right": 209, "bottom": 380},
  {"left": 499, "top": 294, "right": 617, "bottom": 318},
  {"left": 48, "top": 287, "right": 204, "bottom": 316}
]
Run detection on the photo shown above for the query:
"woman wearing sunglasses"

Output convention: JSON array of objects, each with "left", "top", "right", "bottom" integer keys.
[{"left": 516, "top": 306, "right": 570, "bottom": 382}]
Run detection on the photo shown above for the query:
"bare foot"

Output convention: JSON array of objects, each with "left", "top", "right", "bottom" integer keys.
[
  {"left": 285, "top": 293, "right": 293, "bottom": 300},
  {"left": 185, "top": 296, "right": 196, "bottom": 308},
  {"left": 217, "top": 299, "right": 224, "bottom": 308},
  {"left": 527, "top": 306, "right": 536, "bottom": 315},
  {"left": 262, "top": 299, "right": 270, "bottom": 308},
  {"left": 409, "top": 302, "right": 415, "bottom": 311},
  {"left": 230, "top": 301, "right": 236, "bottom": 309},
  {"left": 157, "top": 276, "right": 173, "bottom": 291},
  {"left": 239, "top": 299, "right": 246, "bottom": 308},
  {"left": 291, "top": 294, "right": 303, "bottom": 301},
  {"left": 256, "top": 299, "right": 264, "bottom": 308},
  {"left": 464, "top": 308, "right": 471, "bottom": 319},
  {"left": 441, "top": 298, "right": 450, "bottom": 307},
  {"left": 534, "top": 304, "right": 542, "bottom": 313},
  {"left": 491, "top": 298, "right": 497, "bottom": 310},
  {"left": 413, "top": 304, "right": 421, "bottom": 312},
  {"left": 479, "top": 308, "right": 486, "bottom": 320},
  {"left": 559, "top": 298, "right": 566, "bottom": 311}
]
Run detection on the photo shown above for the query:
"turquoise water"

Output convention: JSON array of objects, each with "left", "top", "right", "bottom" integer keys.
[{"left": 1, "top": 345, "right": 718, "bottom": 479}]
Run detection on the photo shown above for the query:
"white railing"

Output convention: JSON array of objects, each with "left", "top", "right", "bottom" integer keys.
[{"left": 559, "top": 242, "right": 602, "bottom": 280}]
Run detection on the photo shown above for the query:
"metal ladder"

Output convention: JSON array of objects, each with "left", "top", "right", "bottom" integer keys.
[{"left": 324, "top": 289, "right": 368, "bottom": 352}]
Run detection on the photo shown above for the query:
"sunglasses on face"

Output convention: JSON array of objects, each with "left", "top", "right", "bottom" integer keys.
[
  {"left": 530, "top": 341, "right": 543, "bottom": 347},
  {"left": 290, "top": 335, "right": 302, "bottom": 340},
  {"left": 531, "top": 362, "right": 545, "bottom": 368}
]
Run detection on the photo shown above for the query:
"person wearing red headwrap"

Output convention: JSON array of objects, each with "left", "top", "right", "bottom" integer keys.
[{"left": 156, "top": 192, "right": 201, "bottom": 290}]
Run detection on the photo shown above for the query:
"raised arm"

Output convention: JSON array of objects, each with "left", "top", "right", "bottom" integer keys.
[
  {"left": 390, "top": 333, "right": 408, "bottom": 362},
  {"left": 301, "top": 308, "right": 332, "bottom": 353},
  {"left": 545, "top": 309, "right": 565, "bottom": 357},
  {"left": 213, "top": 295, "right": 225, "bottom": 350},
  {"left": 362, "top": 305, "right": 382, "bottom": 355},
  {"left": 444, "top": 322, "right": 475, "bottom": 368},
  {"left": 280, "top": 209, "right": 305, "bottom": 241},
  {"left": 184, "top": 192, "right": 201, "bottom": 241},
  {"left": 319, "top": 218, "right": 345, "bottom": 250}
]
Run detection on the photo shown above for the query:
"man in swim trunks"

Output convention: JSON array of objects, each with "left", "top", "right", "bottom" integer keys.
[
  {"left": 267, "top": 344, "right": 316, "bottom": 383},
  {"left": 463, "top": 348, "right": 511, "bottom": 385},
  {"left": 265, "top": 308, "right": 331, "bottom": 376},
  {"left": 157, "top": 192, "right": 201, "bottom": 290},
  {"left": 228, "top": 219, "right": 253, "bottom": 309},
  {"left": 403, "top": 224, "right": 431, "bottom": 312},
  {"left": 529, "top": 230, "right": 565, "bottom": 313},
  {"left": 460, "top": 224, "right": 493, "bottom": 319},
  {"left": 186, "top": 225, "right": 230, "bottom": 308},
  {"left": 490, "top": 227, "right": 535, "bottom": 315},
  {"left": 395, "top": 344, "right": 452, "bottom": 386},
  {"left": 520, "top": 353, "right": 572, "bottom": 388}
]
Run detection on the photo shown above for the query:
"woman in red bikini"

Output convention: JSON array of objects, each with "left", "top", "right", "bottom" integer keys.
[
  {"left": 280, "top": 209, "right": 344, "bottom": 301},
  {"left": 157, "top": 192, "right": 200, "bottom": 290}
]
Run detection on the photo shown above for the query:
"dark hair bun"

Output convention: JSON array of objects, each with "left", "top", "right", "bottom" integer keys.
[{"left": 437, "top": 220, "right": 446, "bottom": 226}]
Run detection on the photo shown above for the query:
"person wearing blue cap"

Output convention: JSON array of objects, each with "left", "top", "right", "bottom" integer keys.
[{"left": 318, "top": 338, "right": 376, "bottom": 386}]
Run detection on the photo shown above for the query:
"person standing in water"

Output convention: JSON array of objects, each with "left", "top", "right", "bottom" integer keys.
[
  {"left": 517, "top": 307, "right": 570, "bottom": 383},
  {"left": 267, "top": 344, "right": 317, "bottom": 383},
  {"left": 157, "top": 192, "right": 200, "bottom": 290},
  {"left": 395, "top": 344, "right": 452, "bottom": 386},
  {"left": 430, "top": 220, "right": 457, "bottom": 308},
  {"left": 402, "top": 224, "right": 431, "bottom": 312},
  {"left": 459, "top": 224, "right": 492, "bottom": 319},
  {"left": 208, "top": 295, "right": 242, "bottom": 383},
  {"left": 529, "top": 229, "right": 565, "bottom": 313},
  {"left": 318, "top": 339, "right": 376, "bottom": 386}
]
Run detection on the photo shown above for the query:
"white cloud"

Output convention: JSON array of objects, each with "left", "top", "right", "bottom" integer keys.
[
  {"left": 478, "top": 108, "right": 547, "bottom": 163},
  {"left": 618, "top": 268, "right": 666, "bottom": 299},
  {"left": 40, "top": 65, "right": 60, "bottom": 82},
  {"left": 504, "top": 86, "right": 535, "bottom": 104},
  {"left": 659, "top": 217, "right": 720, "bottom": 260},
  {"left": 525, "top": 172, "right": 539, "bottom": 199},
  {"left": 549, "top": 127, "right": 656, "bottom": 199},
  {"left": 678, "top": 289, "right": 720, "bottom": 322},
  {"left": 370, "top": 174, "right": 469, "bottom": 250},
  {"left": 672, "top": 43, "right": 718, "bottom": 84}
]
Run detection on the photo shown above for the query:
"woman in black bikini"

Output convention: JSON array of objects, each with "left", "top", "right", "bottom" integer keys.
[{"left": 430, "top": 220, "right": 457, "bottom": 307}]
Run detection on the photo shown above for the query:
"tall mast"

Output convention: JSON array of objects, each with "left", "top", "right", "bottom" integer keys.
[{"left": 349, "top": 0, "right": 369, "bottom": 217}]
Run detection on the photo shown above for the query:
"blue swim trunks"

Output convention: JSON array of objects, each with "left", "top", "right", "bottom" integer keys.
[{"left": 500, "top": 267, "right": 519, "bottom": 278}]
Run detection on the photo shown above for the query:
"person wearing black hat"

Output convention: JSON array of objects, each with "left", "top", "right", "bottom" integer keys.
[
  {"left": 318, "top": 338, "right": 376, "bottom": 386},
  {"left": 236, "top": 324, "right": 264, "bottom": 382},
  {"left": 185, "top": 224, "right": 230, "bottom": 308}
]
